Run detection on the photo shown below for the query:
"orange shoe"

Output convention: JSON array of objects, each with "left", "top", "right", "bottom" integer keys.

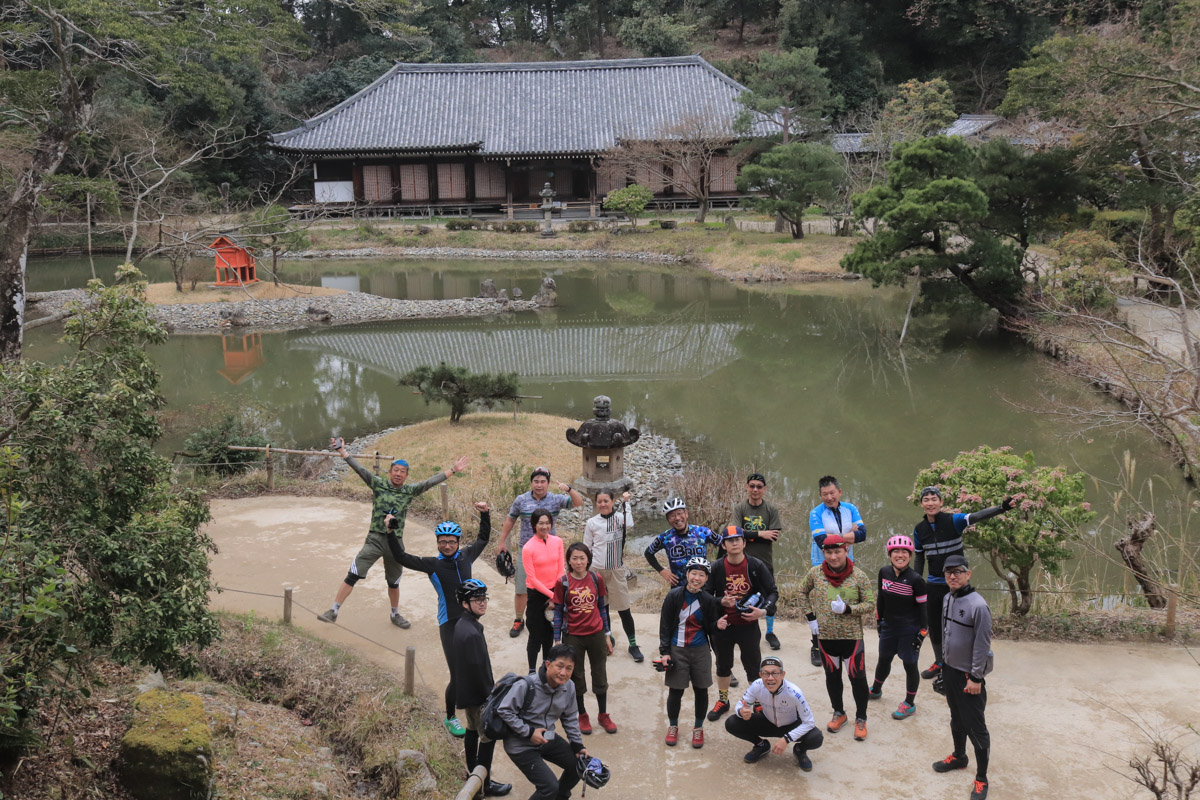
[
  {"left": 853, "top": 718, "right": 867, "bottom": 740},
  {"left": 665, "top": 725, "right": 678, "bottom": 746},
  {"left": 597, "top": 713, "right": 618, "bottom": 734},
  {"left": 827, "top": 712, "right": 848, "bottom": 732},
  {"left": 691, "top": 728, "right": 704, "bottom": 749}
]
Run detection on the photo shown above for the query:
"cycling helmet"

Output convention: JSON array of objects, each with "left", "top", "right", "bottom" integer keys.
[
  {"left": 495, "top": 551, "right": 517, "bottom": 579},
  {"left": 684, "top": 556, "right": 711, "bottom": 575},
  {"left": 577, "top": 755, "right": 611, "bottom": 789},
  {"left": 886, "top": 534, "right": 915, "bottom": 553},
  {"left": 662, "top": 497, "right": 687, "bottom": 516},
  {"left": 455, "top": 578, "right": 488, "bottom": 604},
  {"left": 434, "top": 521, "right": 463, "bottom": 538}
]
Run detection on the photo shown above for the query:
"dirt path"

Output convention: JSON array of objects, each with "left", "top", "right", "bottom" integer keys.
[{"left": 207, "top": 496, "right": 1197, "bottom": 799}]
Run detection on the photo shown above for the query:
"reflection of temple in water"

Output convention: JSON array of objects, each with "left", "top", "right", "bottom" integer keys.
[
  {"left": 289, "top": 316, "right": 745, "bottom": 381},
  {"left": 218, "top": 333, "right": 265, "bottom": 385}
]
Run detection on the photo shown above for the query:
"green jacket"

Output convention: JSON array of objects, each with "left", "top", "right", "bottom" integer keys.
[
  {"left": 800, "top": 564, "right": 874, "bottom": 641},
  {"left": 347, "top": 457, "right": 446, "bottom": 536}
]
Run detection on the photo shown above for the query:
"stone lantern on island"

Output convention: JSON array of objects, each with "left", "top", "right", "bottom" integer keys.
[{"left": 566, "top": 396, "right": 639, "bottom": 501}]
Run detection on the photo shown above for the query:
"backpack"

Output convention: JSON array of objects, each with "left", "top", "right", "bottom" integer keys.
[{"left": 480, "top": 672, "right": 534, "bottom": 740}]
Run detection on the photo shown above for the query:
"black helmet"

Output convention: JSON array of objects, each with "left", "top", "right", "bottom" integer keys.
[
  {"left": 456, "top": 578, "right": 488, "bottom": 604},
  {"left": 495, "top": 551, "right": 516, "bottom": 580},
  {"left": 577, "top": 754, "right": 611, "bottom": 789}
]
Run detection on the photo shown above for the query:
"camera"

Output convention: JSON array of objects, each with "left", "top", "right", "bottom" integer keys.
[{"left": 386, "top": 510, "right": 399, "bottom": 531}]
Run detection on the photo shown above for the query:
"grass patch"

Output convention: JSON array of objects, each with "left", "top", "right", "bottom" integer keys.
[
  {"left": 144, "top": 281, "right": 345, "bottom": 305},
  {"left": 198, "top": 612, "right": 464, "bottom": 798}
]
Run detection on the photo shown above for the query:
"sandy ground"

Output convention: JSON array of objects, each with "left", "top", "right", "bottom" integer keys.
[{"left": 206, "top": 496, "right": 1199, "bottom": 800}]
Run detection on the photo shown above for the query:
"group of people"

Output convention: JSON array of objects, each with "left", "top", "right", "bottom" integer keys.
[{"left": 316, "top": 440, "right": 1012, "bottom": 800}]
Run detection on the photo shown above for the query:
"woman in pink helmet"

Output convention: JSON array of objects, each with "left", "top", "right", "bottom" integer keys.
[{"left": 868, "top": 535, "right": 928, "bottom": 720}]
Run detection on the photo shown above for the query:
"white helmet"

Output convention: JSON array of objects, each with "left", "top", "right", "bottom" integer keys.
[
  {"left": 662, "top": 497, "right": 687, "bottom": 516},
  {"left": 684, "top": 556, "right": 711, "bottom": 575}
]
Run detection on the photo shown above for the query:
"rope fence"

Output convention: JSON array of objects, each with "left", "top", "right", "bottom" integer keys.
[{"left": 215, "top": 584, "right": 430, "bottom": 692}]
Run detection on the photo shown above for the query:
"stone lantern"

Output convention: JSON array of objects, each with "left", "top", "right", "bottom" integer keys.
[
  {"left": 539, "top": 181, "right": 557, "bottom": 238},
  {"left": 565, "top": 396, "right": 640, "bottom": 500}
]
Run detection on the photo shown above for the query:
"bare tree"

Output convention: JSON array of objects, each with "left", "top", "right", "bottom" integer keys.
[
  {"left": 601, "top": 114, "right": 741, "bottom": 223},
  {"left": 1019, "top": 245, "right": 1200, "bottom": 477}
]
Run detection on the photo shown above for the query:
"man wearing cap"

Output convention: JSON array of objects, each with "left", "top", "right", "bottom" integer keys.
[
  {"left": 730, "top": 473, "right": 784, "bottom": 650},
  {"left": 799, "top": 532, "right": 875, "bottom": 742},
  {"left": 912, "top": 486, "right": 1013, "bottom": 692},
  {"left": 498, "top": 467, "right": 584, "bottom": 638},
  {"left": 932, "top": 555, "right": 994, "bottom": 800},
  {"left": 318, "top": 438, "right": 469, "bottom": 628},
  {"left": 705, "top": 526, "right": 778, "bottom": 723},
  {"left": 807, "top": 475, "right": 866, "bottom": 666},
  {"left": 724, "top": 656, "right": 824, "bottom": 771}
]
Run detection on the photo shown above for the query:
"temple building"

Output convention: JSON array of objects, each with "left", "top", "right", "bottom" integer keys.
[{"left": 269, "top": 55, "right": 763, "bottom": 215}]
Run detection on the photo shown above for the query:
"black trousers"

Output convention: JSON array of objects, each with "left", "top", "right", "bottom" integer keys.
[
  {"left": 724, "top": 712, "right": 824, "bottom": 754},
  {"left": 438, "top": 621, "right": 457, "bottom": 720},
  {"left": 818, "top": 638, "right": 869, "bottom": 721},
  {"left": 712, "top": 622, "right": 761, "bottom": 681},
  {"left": 506, "top": 737, "right": 580, "bottom": 800},
  {"left": 526, "top": 591, "right": 554, "bottom": 672},
  {"left": 944, "top": 666, "right": 990, "bottom": 780},
  {"left": 927, "top": 582, "right": 950, "bottom": 663}
]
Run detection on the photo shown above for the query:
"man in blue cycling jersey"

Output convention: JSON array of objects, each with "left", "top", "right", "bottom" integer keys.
[
  {"left": 807, "top": 476, "right": 866, "bottom": 666},
  {"left": 645, "top": 497, "right": 722, "bottom": 586}
]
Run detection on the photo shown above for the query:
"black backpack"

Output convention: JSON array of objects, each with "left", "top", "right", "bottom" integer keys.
[{"left": 480, "top": 672, "right": 534, "bottom": 740}]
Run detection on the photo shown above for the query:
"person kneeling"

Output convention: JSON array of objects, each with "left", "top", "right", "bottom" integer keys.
[
  {"left": 498, "top": 643, "right": 588, "bottom": 800},
  {"left": 724, "top": 656, "right": 824, "bottom": 771}
]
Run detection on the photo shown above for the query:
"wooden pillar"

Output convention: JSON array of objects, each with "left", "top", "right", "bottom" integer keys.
[
  {"left": 283, "top": 587, "right": 293, "bottom": 624},
  {"left": 466, "top": 159, "right": 476, "bottom": 203},
  {"left": 588, "top": 167, "right": 597, "bottom": 218},
  {"left": 390, "top": 163, "right": 403, "bottom": 204},
  {"left": 265, "top": 444, "right": 274, "bottom": 489},
  {"left": 504, "top": 164, "right": 514, "bottom": 220},
  {"left": 404, "top": 646, "right": 416, "bottom": 695}
]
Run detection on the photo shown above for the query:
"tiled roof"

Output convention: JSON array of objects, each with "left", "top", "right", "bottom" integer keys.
[
  {"left": 834, "top": 115, "right": 1011, "bottom": 154},
  {"left": 270, "top": 56, "right": 764, "bottom": 157}
]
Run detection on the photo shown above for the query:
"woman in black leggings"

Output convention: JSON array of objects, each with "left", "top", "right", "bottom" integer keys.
[
  {"left": 869, "top": 534, "right": 928, "bottom": 720},
  {"left": 522, "top": 509, "right": 561, "bottom": 672}
]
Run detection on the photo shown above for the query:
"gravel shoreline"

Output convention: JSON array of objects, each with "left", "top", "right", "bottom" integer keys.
[
  {"left": 282, "top": 246, "right": 688, "bottom": 263},
  {"left": 27, "top": 289, "right": 540, "bottom": 333}
]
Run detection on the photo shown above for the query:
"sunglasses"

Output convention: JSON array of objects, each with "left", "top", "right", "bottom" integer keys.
[
  {"left": 943, "top": 568, "right": 968, "bottom": 577},
  {"left": 747, "top": 483, "right": 766, "bottom": 489}
]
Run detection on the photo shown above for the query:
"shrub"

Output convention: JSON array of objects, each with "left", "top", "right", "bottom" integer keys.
[
  {"left": 1043, "top": 231, "right": 1128, "bottom": 312},
  {"left": 568, "top": 220, "right": 598, "bottom": 232},
  {"left": 183, "top": 414, "right": 270, "bottom": 475},
  {"left": 603, "top": 184, "right": 654, "bottom": 227},
  {"left": 491, "top": 220, "right": 539, "bottom": 233},
  {"left": 444, "top": 218, "right": 483, "bottom": 231}
]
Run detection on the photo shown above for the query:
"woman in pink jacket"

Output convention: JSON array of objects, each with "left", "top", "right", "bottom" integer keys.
[{"left": 522, "top": 509, "right": 565, "bottom": 673}]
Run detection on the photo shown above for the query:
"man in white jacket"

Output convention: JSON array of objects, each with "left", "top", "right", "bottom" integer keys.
[{"left": 724, "top": 656, "right": 825, "bottom": 771}]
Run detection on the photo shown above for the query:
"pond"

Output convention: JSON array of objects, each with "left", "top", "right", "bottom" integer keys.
[{"left": 24, "top": 256, "right": 1193, "bottom": 602}]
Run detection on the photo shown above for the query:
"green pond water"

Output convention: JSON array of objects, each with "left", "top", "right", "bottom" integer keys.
[{"left": 24, "top": 256, "right": 1194, "bottom": 603}]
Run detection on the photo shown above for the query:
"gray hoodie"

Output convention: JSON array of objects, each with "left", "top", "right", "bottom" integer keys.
[
  {"left": 497, "top": 667, "right": 583, "bottom": 754},
  {"left": 941, "top": 585, "right": 993, "bottom": 680}
]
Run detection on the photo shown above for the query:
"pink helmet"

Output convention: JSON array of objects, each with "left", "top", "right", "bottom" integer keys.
[{"left": 886, "top": 534, "right": 914, "bottom": 553}]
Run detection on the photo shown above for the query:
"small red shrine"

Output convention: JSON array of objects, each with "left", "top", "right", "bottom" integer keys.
[{"left": 209, "top": 235, "right": 259, "bottom": 287}]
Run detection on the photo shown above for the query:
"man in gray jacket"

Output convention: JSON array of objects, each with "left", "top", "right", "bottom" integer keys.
[
  {"left": 931, "top": 554, "right": 993, "bottom": 800},
  {"left": 498, "top": 643, "right": 589, "bottom": 800}
]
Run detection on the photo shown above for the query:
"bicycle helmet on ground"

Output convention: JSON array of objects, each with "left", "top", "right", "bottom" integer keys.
[
  {"left": 662, "top": 497, "right": 687, "bottom": 517},
  {"left": 456, "top": 578, "right": 488, "bottom": 604},
  {"left": 577, "top": 755, "right": 611, "bottom": 789},
  {"left": 435, "top": 521, "right": 463, "bottom": 538},
  {"left": 684, "top": 556, "right": 711, "bottom": 575},
  {"left": 495, "top": 551, "right": 516, "bottom": 579},
  {"left": 886, "top": 534, "right": 915, "bottom": 553}
]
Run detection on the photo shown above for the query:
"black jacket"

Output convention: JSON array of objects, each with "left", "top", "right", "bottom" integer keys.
[
  {"left": 451, "top": 612, "right": 494, "bottom": 708},
  {"left": 706, "top": 554, "right": 779, "bottom": 616},
  {"left": 387, "top": 511, "right": 490, "bottom": 625},
  {"left": 658, "top": 585, "right": 724, "bottom": 656}
]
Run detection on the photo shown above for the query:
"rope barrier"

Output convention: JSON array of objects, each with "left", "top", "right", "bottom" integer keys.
[{"left": 214, "top": 584, "right": 429, "bottom": 689}]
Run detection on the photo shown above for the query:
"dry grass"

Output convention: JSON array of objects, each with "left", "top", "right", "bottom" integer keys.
[
  {"left": 304, "top": 222, "right": 858, "bottom": 283},
  {"left": 144, "top": 281, "right": 345, "bottom": 305},
  {"left": 198, "top": 613, "right": 464, "bottom": 798},
  {"left": 345, "top": 412, "right": 585, "bottom": 523}
]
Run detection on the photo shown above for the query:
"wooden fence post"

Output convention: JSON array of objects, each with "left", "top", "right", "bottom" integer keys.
[
  {"left": 372, "top": 451, "right": 380, "bottom": 475},
  {"left": 454, "top": 766, "right": 488, "bottom": 800},
  {"left": 283, "top": 587, "right": 293, "bottom": 624},
  {"left": 1165, "top": 584, "right": 1179, "bottom": 638},
  {"left": 265, "top": 444, "right": 274, "bottom": 489},
  {"left": 404, "top": 646, "right": 416, "bottom": 695},
  {"left": 440, "top": 484, "right": 449, "bottom": 521}
]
